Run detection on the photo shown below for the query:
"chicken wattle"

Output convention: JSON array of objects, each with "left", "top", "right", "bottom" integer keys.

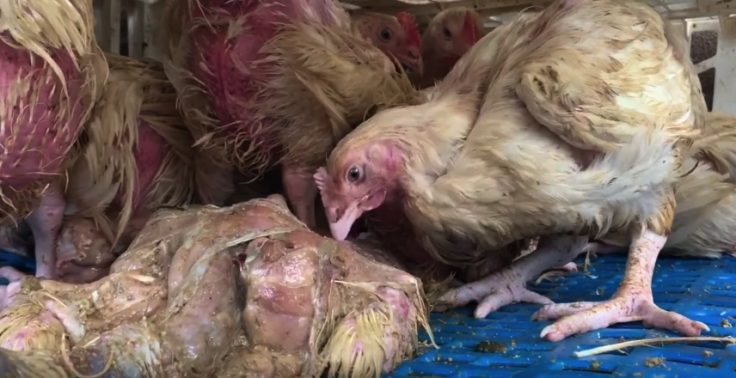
[{"left": 316, "top": 0, "right": 705, "bottom": 341}]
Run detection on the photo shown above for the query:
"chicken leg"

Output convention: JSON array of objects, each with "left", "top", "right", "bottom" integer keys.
[
  {"left": 533, "top": 229, "right": 709, "bottom": 342},
  {"left": 436, "top": 236, "right": 588, "bottom": 318},
  {"left": 25, "top": 185, "right": 65, "bottom": 280},
  {"left": 282, "top": 165, "right": 318, "bottom": 230}
]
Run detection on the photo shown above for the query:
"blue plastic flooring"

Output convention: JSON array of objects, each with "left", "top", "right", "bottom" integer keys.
[{"left": 385, "top": 254, "right": 736, "bottom": 378}]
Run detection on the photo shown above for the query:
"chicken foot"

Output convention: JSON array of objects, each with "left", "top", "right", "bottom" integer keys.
[
  {"left": 436, "top": 236, "right": 589, "bottom": 318},
  {"left": 282, "top": 165, "right": 318, "bottom": 230},
  {"left": 533, "top": 229, "right": 709, "bottom": 341}
]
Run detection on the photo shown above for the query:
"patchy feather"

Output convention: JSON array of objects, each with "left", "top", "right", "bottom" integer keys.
[
  {"left": 65, "top": 53, "right": 196, "bottom": 247},
  {"left": 0, "top": 0, "right": 105, "bottom": 223}
]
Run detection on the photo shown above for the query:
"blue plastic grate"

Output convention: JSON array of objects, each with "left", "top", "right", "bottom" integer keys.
[
  {"left": 0, "top": 250, "right": 35, "bottom": 286},
  {"left": 385, "top": 254, "right": 736, "bottom": 378}
]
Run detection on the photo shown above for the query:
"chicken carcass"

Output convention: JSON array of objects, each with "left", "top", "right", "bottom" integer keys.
[
  {"left": 161, "top": 0, "right": 418, "bottom": 231},
  {"left": 0, "top": 195, "right": 429, "bottom": 378},
  {"left": 419, "top": 7, "right": 485, "bottom": 88},
  {"left": 0, "top": 0, "right": 106, "bottom": 280},
  {"left": 316, "top": 0, "right": 706, "bottom": 341},
  {"left": 351, "top": 11, "right": 423, "bottom": 79}
]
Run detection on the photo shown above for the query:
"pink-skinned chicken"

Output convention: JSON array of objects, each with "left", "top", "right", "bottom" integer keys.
[
  {"left": 0, "top": 0, "right": 105, "bottom": 280},
  {"left": 316, "top": 0, "right": 707, "bottom": 342}
]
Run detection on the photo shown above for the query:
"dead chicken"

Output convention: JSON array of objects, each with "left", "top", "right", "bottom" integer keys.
[
  {"left": 418, "top": 7, "right": 485, "bottom": 88},
  {"left": 0, "top": 0, "right": 106, "bottom": 280},
  {"left": 161, "top": 0, "right": 419, "bottom": 231},
  {"left": 0, "top": 195, "right": 429, "bottom": 378},
  {"left": 351, "top": 11, "right": 424, "bottom": 79},
  {"left": 316, "top": 0, "right": 706, "bottom": 341}
]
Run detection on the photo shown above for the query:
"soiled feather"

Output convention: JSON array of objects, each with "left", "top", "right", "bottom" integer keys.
[
  {"left": 600, "top": 112, "right": 736, "bottom": 258},
  {"left": 0, "top": 0, "right": 105, "bottom": 221},
  {"left": 64, "top": 53, "right": 196, "bottom": 247},
  {"left": 162, "top": 0, "right": 422, "bottom": 227}
]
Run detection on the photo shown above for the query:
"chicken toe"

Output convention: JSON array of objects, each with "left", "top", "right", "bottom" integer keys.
[
  {"left": 534, "top": 295, "right": 708, "bottom": 342},
  {"left": 533, "top": 230, "right": 709, "bottom": 341},
  {"left": 436, "top": 236, "right": 588, "bottom": 318}
]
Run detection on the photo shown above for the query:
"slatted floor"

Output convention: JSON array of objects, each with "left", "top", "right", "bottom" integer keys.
[{"left": 386, "top": 254, "right": 736, "bottom": 378}]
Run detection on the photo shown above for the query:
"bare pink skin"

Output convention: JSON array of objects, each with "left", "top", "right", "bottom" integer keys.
[
  {"left": 283, "top": 165, "right": 318, "bottom": 230},
  {"left": 25, "top": 185, "right": 66, "bottom": 280},
  {"left": 435, "top": 236, "right": 590, "bottom": 316},
  {"left": 533, "top": 230, "right": 709, "bottom": 341},
  {"left": 315, "top": 142, "right": 401, "bottom": 241}
]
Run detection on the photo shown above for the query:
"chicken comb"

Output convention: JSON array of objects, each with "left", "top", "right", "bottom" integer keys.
[
  {"left": 463, "top": 11, "right": 479, "bottom": 44},
  {"left": 397, "top": 12, "right": 421, "bottom": 48}
]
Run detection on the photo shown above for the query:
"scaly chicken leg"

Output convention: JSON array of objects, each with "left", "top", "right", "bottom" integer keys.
[
  {"left": 283, "top": 165, "right": 318, "bottom": 230},
  {"left": 26, "top": 185, "right": 65, "bottom": 280},
  {"left": 533, "top": 228, "right": 709, "bottom": 341},
  {"left": 437, "top": 236, "right": 588, "bottom": 318}
]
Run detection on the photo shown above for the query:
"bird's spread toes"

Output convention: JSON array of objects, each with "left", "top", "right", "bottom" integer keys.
[
  {"left": 436, "top": 273, "right": 553, "bottom": 318},
  {"left": 533, "top": 294, "right": 709, "bottom": 342}
]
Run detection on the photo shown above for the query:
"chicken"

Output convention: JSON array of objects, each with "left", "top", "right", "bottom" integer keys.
[
  {"left": 316, "top": 0, "right": 705, "bottom": 341},
  {"left": 0, "top": 54, "right": 199, "bottom": 288},
  {"left": 351, "top": 11, "right": 423, "bottom": 78},
  {"left": 0, "top": 0, "right": 106, "bottom": 280},
  {"left": 161, "top": 0, "right": 419, "bottom": 231},
  {"left": 419, "top": 7, "right": 485, "bottom": 88},
  {"left": 579, "top": 112, "right": 736, "bottom": 260},
  {"left": 62, "top": 53, "right": 198, "bottom": 248},
  {"left": 0, "top": 195, "right": 429, "bottom": 378}
]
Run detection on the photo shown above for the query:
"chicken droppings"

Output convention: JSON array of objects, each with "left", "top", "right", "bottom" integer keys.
[
  {"left": 590, "top": 361, "right": 600, "bottom": 370},
  {"left": 473, "top": 341, "right": 508, "bottom": 353},
  {"left": 721, "top": 319, "right": 732, "bottom": 328},
  {"left": 644, "top": 357, "right": 665, "bottom": 367}
]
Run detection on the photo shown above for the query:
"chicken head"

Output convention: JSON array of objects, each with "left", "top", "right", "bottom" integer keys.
[
  {"left": 420, "top": 7, "right": 484, "bottom": 86},
  {"left": 352, "top": 11, "right": 423, "bottom": 77},
  {"left": 315, "top": 139, "right": 403, "bottom": 241}
]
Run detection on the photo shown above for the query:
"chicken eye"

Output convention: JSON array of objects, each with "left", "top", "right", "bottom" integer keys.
[
  {"left": 443, "top": 27, "right": 452, "bottom": 38},
  {"left": 379, "top": 28, "right": 392, "bottom": 42},
  {"left": 347, "top": 166, "right": 363, "bottom": 183}
]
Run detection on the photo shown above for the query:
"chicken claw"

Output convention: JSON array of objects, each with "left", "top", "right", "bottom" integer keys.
[
  {"left": 533, "top": 230, "right": 709, "bottom": 341},
  {"left": 436, "top": 236, "right": 587, "bottom": 318}
]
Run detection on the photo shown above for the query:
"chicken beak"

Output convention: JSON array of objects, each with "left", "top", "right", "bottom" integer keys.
[
  {"left": 403, "top": 48, "right": 424, "bottom": 77},
  {"left": 329, "top": 202, "right": 363, "bottom": 241}
]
